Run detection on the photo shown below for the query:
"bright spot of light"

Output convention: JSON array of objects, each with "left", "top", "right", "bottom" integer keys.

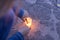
[{"left": 24, "top": 17, "right": 32, "bottom": 28}]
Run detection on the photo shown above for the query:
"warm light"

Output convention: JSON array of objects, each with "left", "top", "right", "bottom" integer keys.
[{"left": 24, "top": 17, "right": 32, "bottom": 28}]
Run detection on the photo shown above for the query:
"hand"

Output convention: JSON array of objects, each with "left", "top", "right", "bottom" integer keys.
[
  {"left": 17, "top": 9, "right": 29, "bottom": 20},
  {"left": 15, "top": 22, "right": 30, "bottom": 36}
]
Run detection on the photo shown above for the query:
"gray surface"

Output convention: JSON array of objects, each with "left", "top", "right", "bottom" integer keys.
[
  {"left": 21, "top": 0, "right": 60, "bottom": 40},
  {"left": 8, "top": 0, "right": 60, "bottom": 40}
]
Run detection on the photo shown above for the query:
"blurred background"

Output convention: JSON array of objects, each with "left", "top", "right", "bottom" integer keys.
[{"left": 8, "top": 0, "right": 60, "bottom": 40}]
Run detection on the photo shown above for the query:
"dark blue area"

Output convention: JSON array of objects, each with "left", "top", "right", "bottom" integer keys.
[
  {"left": 13, "top": 7, "right": 24, "bottom": 19},
  {"left": 18, "top": 9, "right": 24, "bottom": 18},
  {"left": 0, "top": 15, "right": 13, "bottom": 40}
]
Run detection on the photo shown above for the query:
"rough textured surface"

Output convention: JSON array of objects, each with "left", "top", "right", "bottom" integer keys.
[
  {"left": 8, "top": 0, "right": 60, "bottom": 40},
  {"left": 28, "top": 3, "right": 51, "bottom": 20},
  {"left": 56, "top": 22, "right": 60, "bottom": 38},
  {"left": 22, "top": 0, "right": 60, "bottom": 40},
  {"left": 53, "top": 8, "right": 60, "bottom": 20}
]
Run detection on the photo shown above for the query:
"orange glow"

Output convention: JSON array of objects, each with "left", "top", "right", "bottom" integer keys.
[{"left": 24, "top": 17, "right": 32, "bottom": 28}]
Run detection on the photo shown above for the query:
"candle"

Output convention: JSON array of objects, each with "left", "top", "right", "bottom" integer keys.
[{"left": 24, "top": 17, "right": 32, "bottom": 28}]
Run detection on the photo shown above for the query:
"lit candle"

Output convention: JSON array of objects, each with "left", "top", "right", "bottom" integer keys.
[{"left": 24, "top": 17, "right": 32, "bottom": 28}]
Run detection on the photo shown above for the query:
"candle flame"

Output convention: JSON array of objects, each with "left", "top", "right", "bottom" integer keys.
[{"left": 24, "top": 17, "right": 32, "bottom": 28}]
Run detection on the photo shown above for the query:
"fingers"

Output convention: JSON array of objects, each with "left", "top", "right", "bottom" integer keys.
[
  {"left": 14, "top": 19, "right": 31, "bottom": 35},
  {"left": 18, "top": 26, "right": 30, "bottom": 35}
]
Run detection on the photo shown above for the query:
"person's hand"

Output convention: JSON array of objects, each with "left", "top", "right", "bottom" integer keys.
[{"left": 15, "top": 22, "right": 30, "bottom": 36}]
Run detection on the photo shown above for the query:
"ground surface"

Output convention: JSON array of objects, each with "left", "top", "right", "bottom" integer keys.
[{"left": 8, "top": 0, "right": 60, "bottom": 40}]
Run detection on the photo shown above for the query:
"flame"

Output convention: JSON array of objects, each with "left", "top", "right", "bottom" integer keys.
[{"left": 24, "top": 17, "right": 32, "bottom": 28}]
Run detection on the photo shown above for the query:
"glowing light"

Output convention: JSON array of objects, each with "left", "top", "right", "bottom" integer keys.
[{"left": 24, "top": 17, "right": 32, "bottom": 28}]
